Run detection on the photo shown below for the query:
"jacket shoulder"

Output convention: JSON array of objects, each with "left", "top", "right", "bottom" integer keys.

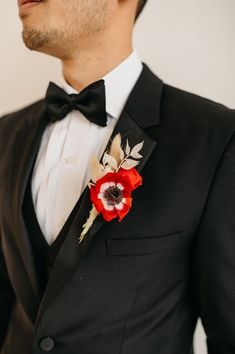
[
  {"left": 0, "top": 98, "right": 45, "bottom": 130},
  {"left": 162, "top": 84, "right": 235, "bottom": 131}
]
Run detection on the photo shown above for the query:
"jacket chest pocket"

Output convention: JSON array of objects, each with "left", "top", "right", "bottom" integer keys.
[{"left": 106, "top": 231, "right": 181, "bottom": 256}]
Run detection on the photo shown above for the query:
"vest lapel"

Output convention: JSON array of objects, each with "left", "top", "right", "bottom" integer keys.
[{"left": 34, "top": 63, "right": 164, "bottom": 328}]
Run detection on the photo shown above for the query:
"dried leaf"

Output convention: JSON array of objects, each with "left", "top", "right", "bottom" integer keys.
[
  {"left": 109, "top": 133, "right": 122, "bottom": 165},
  {"left": 130, "top": 151, "right": 142, "bottom": 159},
  {"left": 125, "top": 139, "right": 130, "bottom": 155},
  {"left": 121, "top": 158, "right": 140, "bottom": 169},
  {"left": 130, "top": 141, "right": 144, "bottom": 159},
  {"left": 120, "top": 145, "right": 124, "bottom": 160},
  {"left": 90, "top": 155, "right": 104, "bottom": 182},
  {"left": 103, "top": 165, "right": 113, "bottom": 174},
  {"left": 79, "top": 206, "right": 99, "bottom": 243},
  {"left": 102, "top": 152, "right": 117, "bottom": 170}
]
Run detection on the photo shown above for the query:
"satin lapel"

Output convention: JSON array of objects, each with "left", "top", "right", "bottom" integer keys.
[
  {"left": 10, "top": 102, "right": 49, "bottom": 322},
  {"left": 35, "top": 63, "right": 164, "bottom": 328}
]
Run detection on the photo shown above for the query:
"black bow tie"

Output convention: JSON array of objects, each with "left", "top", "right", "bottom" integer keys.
[{"left": 45, "top": 79, "right": 107, "bottom": 127}]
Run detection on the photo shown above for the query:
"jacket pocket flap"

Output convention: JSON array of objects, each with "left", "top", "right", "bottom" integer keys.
[{"left": 106, "top": 231, "right": 181, "bottom": 256}]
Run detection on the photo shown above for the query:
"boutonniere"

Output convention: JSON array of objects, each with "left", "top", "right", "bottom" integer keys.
[{"left": 79, "top": 133, "right": 144, "bottom": 243}]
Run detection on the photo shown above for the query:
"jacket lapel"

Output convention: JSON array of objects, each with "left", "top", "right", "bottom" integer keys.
[
  {"left": 5, "top": 101, "right": 50, "bottom": 323},
  {"left": 34, "top": 63, "right": 164, "bottom": 327}
]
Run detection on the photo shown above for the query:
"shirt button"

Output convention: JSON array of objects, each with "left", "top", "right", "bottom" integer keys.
[
  {"left": 39, "top": 336, "right": 55, "bottom": 351},
  {"left": 65, "top": 156, "right": 74, "bottom": 164}
]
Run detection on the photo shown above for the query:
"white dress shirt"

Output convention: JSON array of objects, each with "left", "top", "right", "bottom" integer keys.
[{"left": 31, "top": 50, "right": 143, "bottom": 245}]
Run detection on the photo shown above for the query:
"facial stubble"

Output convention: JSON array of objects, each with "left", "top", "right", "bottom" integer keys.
[
  {"left": 21, "top": 0, "right": 108, "bottom": 52},
  {"left": 22, "top": 24, "right": 61, "bottom": 51}
]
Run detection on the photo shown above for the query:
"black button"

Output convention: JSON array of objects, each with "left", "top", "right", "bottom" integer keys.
[{"left": 39, "top": 336, "right": 55, "bottom": 352}]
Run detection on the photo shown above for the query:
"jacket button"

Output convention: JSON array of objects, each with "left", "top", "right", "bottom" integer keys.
[{"left": 39, "top": 337, "right": 55, "bottom": 351}]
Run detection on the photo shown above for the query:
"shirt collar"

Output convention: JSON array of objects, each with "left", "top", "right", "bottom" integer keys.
[{"left": 58, "top": 49, "right": 143, "bottom": 120}]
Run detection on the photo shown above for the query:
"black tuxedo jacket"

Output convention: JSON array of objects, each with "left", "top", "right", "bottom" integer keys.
[{"left": 0, "top": 63, "right": 235, "bottom": 354}]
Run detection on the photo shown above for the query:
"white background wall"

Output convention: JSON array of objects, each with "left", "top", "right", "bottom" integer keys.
[{"left": 1, "top": 0, "right": 234, "bottom": 352}]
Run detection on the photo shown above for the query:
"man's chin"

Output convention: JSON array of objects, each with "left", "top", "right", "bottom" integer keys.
[
  {"left": 22, "top": 25, "right": 59, "bottom": 52},
  {"left": 22, "top": 27, "right": 44, "bottom": 50}
]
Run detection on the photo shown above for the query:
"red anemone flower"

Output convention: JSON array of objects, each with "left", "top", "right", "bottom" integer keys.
[{"left": 90, "top": 167, "right": 142, "bottom": 222}]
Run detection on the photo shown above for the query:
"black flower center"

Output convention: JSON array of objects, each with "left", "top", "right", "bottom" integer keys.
[{"left": 103, "top": 185, "right": 123, "bottom": 205}]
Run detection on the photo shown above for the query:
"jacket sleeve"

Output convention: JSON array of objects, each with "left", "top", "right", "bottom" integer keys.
[
  {"left": 0, "top": 116, "right": 16, "bottom": 351},
  {"left": 0, "top": 237, "right": 15, "bottom": 351},
  {"left": 192, "top": 128, "right": 235, "bottom": 354}
]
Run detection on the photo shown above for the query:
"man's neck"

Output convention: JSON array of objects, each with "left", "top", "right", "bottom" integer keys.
[{"left": 61, "top": 46, "right": 133, "bottom": 92}]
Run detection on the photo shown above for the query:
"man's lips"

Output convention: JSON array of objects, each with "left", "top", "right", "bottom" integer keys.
[{"left": 19, "top": 0, "right": 42, "bottom": 7}]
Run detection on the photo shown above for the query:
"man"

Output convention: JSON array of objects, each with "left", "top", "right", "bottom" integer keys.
[{"left": 0, "top": 0, "right": 234, "bottom": 353}]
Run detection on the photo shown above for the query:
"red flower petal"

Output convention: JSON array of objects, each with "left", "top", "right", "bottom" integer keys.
[
  {"left": 118, "top": 167, "right": 142, "bottom": 190},
  {"left": 124, "top": 196, "right": 133, "bottom": 207},
  {"left": 90, "top": 185, "right": 103, "bottom": 213},
  {"left": 122, "top": 189, "right": 131, "bottom": 198},
  {"left": 116, "top": 197, "right": 132, "bottom": 221},
  {"left": 101, "top": 208, "right": 117, "bottom": 222},
  {"left": 95, "top": 172, "right": 116, "bottom": 190}
]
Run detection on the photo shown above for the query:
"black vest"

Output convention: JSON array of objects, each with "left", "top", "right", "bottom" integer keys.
[{"left": 22, "top": 157, "right": 86, "bottom": 299}]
